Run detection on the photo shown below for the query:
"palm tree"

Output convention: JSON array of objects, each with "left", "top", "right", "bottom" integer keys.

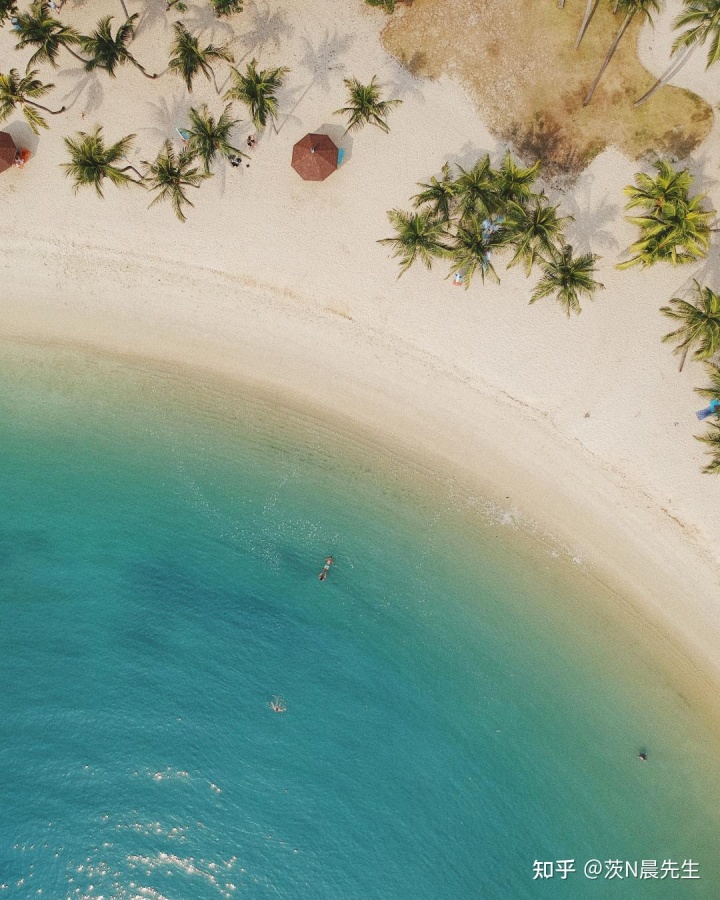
[
  {"left": 62, "top": 126, "right": 142, "bottom": 196},
  {"left": 576, "top": 0, "right": 601, "bottom": 48},
  {"left": 13, "top": 1, "right": 84, "bottom": 67},
  {"left": 334, "top": 76, "right": 402, "bottom": 134},
  {"left": 505, "top": 195, "right": 571, "bottom": 275},
  {"left": 493, "top": 152, "right": 541, "bottom": 205},
  {"left": 660, "top": 281, "right": 720, "bottom": 370},
  {"left": 454, "top": 155, "right": 500, "bottom": 222},
  {"left": 80, "top": 15, "right": 157, "bottom": 79},
  {"left": 211, "top": 0, "right": 243, "bottom": 16},
  {"left": 448, "top": 216, "right": 504, "bottom": 288},
  {"left": 185, "top": 103, "right": 243, "bottom": 172},
  {"left": 143, "top": 140, "right": 209, "bottom": 222},
  {"left": 167, "top": 23, "right": 233, "bottom": 93},
  {"left": 411, "top": 162, "right": 458, "bottom": 222},
  {"left": 377, "top": 208, "right": 449, "bottom": 276},
  {"left": 697, "top": 360, "right": 720, "bottom": 403},
  {"left": 697, "top": 422, "right": 720, "bottom": 473},
  {"left": 623, "top": 160, "right": 694, "bottom": 212},
  {"left": 0, "top": 0, "right": 18, "bottom": 26},
  {"left": 635, "top": 0, "right": 720, "bottom": 106},
  {"left": 583, "top": 0, "right": 661, "bottom": 105},
  {"left": 223, "top": 58, "right": 289, "bottom": 131},
  {"left": 530, "top": 244, "right": 603, "bottom": 315},
  {"left": 0, "top": 68, "right": 65, "bottom": 133},
  {"left": 618, "top": 193, "right": 712, "bottom": 268}
]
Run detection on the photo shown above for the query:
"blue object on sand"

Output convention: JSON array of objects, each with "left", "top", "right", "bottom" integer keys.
[
  {"left": 337, "top": 148, "right": 345, "bottom": 166},
  {"left": 695, "top": 399, "right": 720, "bottom": 420},
  {"left": 176, "top": 128, "right": 191, "bottom": 143}
]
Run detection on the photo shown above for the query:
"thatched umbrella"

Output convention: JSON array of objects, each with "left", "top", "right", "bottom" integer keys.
[
  {"left": 0, "top": 132, "right": 17, "bottom": 175},
  {"left": 291, "top": 133, "right": 338, "bottom": 181}
]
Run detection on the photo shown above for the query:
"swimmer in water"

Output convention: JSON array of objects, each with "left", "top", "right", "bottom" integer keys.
[
  {"left": 638, "top": 751, "right": 648, "bottom": 761},
  {"left": 318, "top": 556, "right": 334, "bottom": 581}
]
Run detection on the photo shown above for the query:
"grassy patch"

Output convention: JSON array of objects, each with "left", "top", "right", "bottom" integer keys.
[{"left": 382, "top": 0, "right": 713, "bottom": 177}]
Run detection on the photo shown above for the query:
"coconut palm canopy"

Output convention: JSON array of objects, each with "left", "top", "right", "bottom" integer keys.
[
  {"left": 291, "top": 133, "right": 338, "bottom": 181},
  {"left": 0, "top": 130, "right": 16, "bottom": 173}
]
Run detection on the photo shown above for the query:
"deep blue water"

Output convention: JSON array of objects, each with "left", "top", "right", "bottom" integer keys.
[{"left": 1, "top": 342, "right": 719, "bottom": 899}]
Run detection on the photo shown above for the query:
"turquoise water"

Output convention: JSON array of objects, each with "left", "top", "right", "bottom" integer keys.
[{"left": 1, "top": 342, "right": 720, "bottom": 899}]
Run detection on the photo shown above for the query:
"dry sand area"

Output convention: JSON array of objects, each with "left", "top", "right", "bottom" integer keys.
[
  {"left": 2, "top": 0, "right": 720, "bottom": 689},
  {"left": 383, "top": 0, "right": 713, "bottom": 176}
]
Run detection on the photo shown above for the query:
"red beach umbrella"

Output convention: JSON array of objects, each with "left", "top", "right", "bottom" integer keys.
[
  {"left": 0, "top": 131, "right": 17, "bottom": 174},
  {"left": 291, "top": 133, "right": 339, "bottom": 181}
]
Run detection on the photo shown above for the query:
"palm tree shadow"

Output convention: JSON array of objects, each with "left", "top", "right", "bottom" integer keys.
[
  {"left": 212, "top": 157, "right": 229, "bottom": 197},
  {"left": 140, "top": 92, "right": 193, "bottom": 146},
  {"left": 237, "top": 0, "right": 293, "bottom": 61},
  {"left": 685, "top": 150, "right": 720, "bottom": 200},
  {"left": 444, "top": 141, "right": 487, "bottom": 173},
  {"left": 136, "top": 0, "right": 174, "bottom": 37},
  {"left": 56, "top": 69, "right": 105, "bottom": 116},
  {"left": 385, "top": 57, "right": 427, "bottom": 105},
  {"left": 273, "top": 80, "right": 306, "bottom": 135},
  {"left": 182, "top": 2, "right": 235, "bottom": 42},
  {"left": 561, "top": 172, "right": 620, "bottom": 255},
  {"left": 296, "top": 29, "right": 354, "bottom": 93},
  {"left": 680, "top": 243, "right": 720, "bottom": 298},
  {"left": 276, "top": 30, "right": 355, "bottom": 132}
]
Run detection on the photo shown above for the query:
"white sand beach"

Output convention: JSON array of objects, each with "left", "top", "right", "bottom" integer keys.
[{"left": 2, "top": 0, "right": 720, "bottom": 686}]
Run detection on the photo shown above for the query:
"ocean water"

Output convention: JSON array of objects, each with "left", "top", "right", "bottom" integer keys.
[{"left": 1, "top": 341, "right": 719, "bottom": 900}]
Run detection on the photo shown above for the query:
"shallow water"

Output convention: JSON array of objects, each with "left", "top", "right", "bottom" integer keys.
[{"left": 1, "top": 341, "right": 719, "bottom": 899}]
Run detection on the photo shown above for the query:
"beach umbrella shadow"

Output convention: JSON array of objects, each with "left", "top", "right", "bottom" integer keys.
[
  {"left": 2, "top": 120, "right": 39, "bottom": 157},
  {"left": 314, "top": 122, "right": 353, "bottom": 167}
]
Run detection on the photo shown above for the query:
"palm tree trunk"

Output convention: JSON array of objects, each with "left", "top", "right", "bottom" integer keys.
[
  {"left": 65, "top": 46, "right": 90, "bottom": 65},
  {"left": 558, "top": 0, "right": 566, "bottom": 8},
  {"left": 679, "top": 344, "right": 690, "bottom": 372},
  {"left": 634, "top": 42, "right": 700, "bottom": 107},
  {"left": 210, "top": 67, "right": 221, "bottom": 95},
  {"left": 130, "top": 58, "right": 158, "bottom": 79},
  {"left": 119, "top": 0, "right": 130, "bottom": 17},
  {"left": 612, "top": 0, "right": 620, "bottom": 12},
  {"left": 26, "top": 99, "right": 66, "bottom": 114},
  {"left": 583, "top": 11, "right": 634, "bottom": 106},
  {"left": 119, "top": 164, "right": 144, "bottom": 182},
  {"left": 576, "top": 0, "right": 599, "bottom": 49}
]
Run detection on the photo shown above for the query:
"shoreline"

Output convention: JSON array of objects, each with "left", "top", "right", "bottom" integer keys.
[{"left": 2, "top": 234, "right": 720, "bottom": 705}]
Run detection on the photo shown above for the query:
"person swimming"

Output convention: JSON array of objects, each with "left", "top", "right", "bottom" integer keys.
[
  {"left": 638, "top": 751, "right": 648, "bottom": 761},
  {"left": 318, "top": 556, "right": 334, "bottom": 581}
]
